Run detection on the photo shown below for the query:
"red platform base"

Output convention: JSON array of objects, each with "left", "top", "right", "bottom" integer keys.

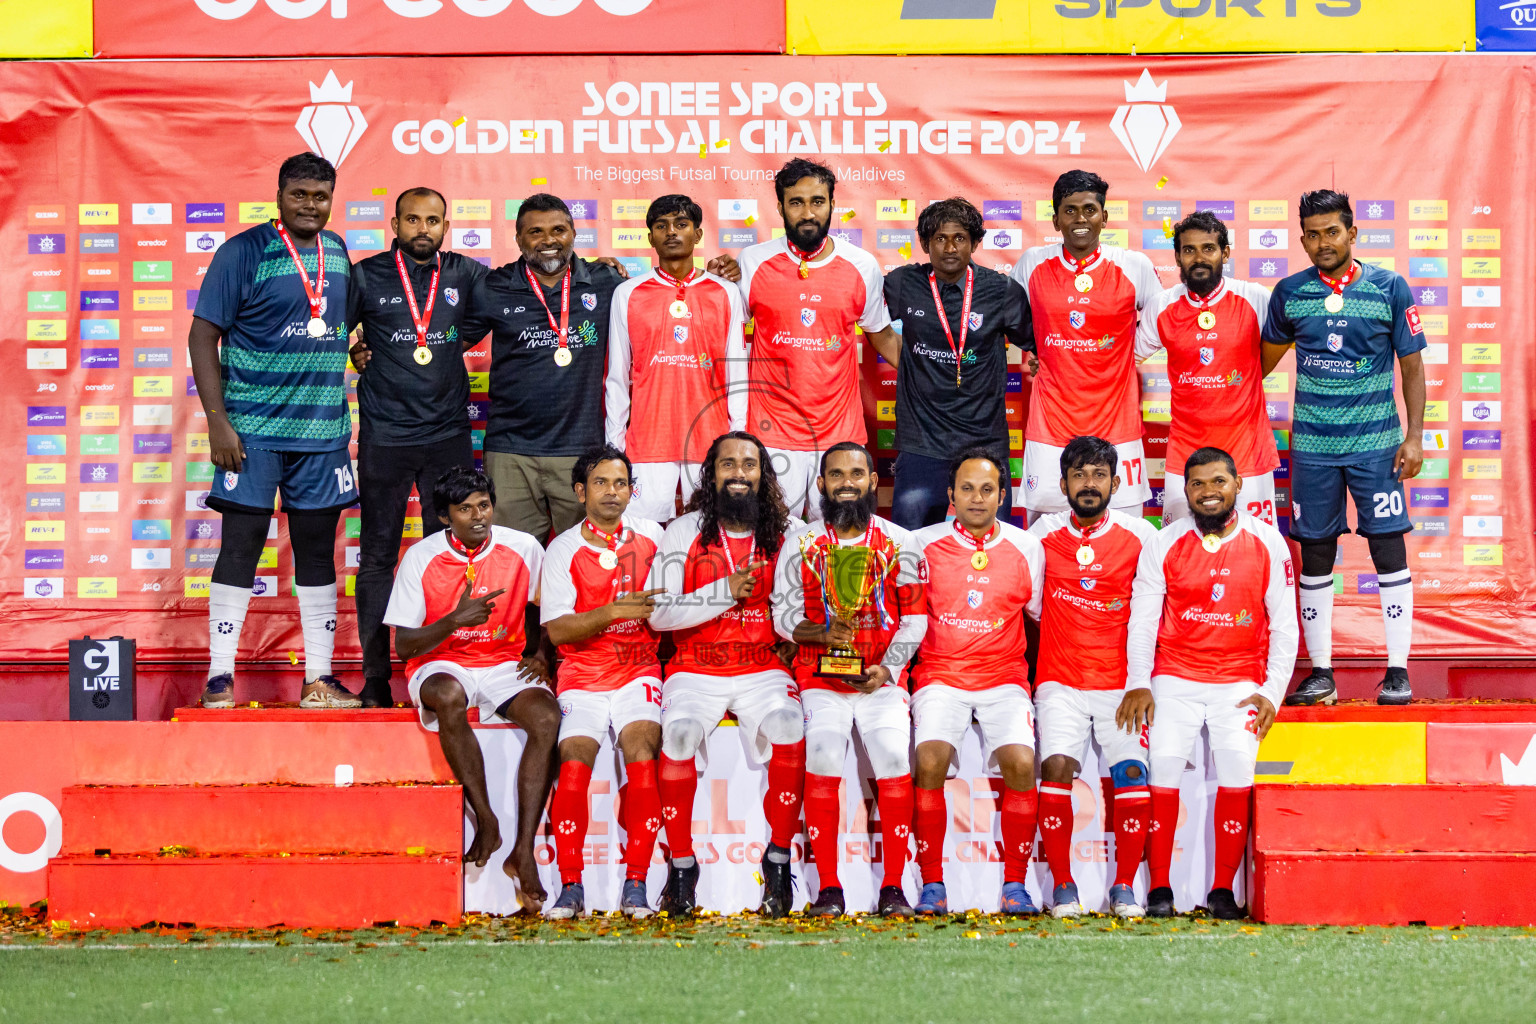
[
  {"left": 59, "top": 784, "right": 463, "bottom": 857},
  {"left": 48, "top": 854, "right": 462, "bottom": 929},
  {"left": 1255, "top": 785, "right": 1536, "bottom": 853},
  {"left": 1251, "top": 850, "right": 1536, "bottom": 926}
]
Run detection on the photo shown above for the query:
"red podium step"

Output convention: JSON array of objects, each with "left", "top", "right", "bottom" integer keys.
[
  {"left": 59, "top": 784, "right": 463, "bottom": 856},
  {"left": 49, "top": 853, "right": 461, "bottom": 929},
  {"left": 1254, "top": 784, "right": 1536, "bottom": 853}
]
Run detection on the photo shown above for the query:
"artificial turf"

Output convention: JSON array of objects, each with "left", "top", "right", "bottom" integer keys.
[{"left": 2, "top": 912, "right": 1532, "bottom": 1023}]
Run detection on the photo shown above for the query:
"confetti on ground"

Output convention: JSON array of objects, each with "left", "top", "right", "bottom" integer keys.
[
  {"left": 451, "top": 116, "right": 466, "bottom": 128},
  {"left": 1156, "top": 176, "right": 1169, "bottom": 189},
  {"left": 841, "top": 210, "right": 857, "bottom": 222},
  {"left": 877, "top": 140, "right": 892, "bottom": 152},
  {"left": 531, "top": 177, "right": 548, "bottom": 185}
]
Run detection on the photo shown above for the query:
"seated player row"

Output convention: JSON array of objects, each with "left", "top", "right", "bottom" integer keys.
[{"left": 383, "top": 431, "right": 1295, "bottom": 921}]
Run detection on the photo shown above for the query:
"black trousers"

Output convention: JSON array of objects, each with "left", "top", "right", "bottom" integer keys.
[{"left": 355, "top": 432, "right": 475, "bottom": 683}]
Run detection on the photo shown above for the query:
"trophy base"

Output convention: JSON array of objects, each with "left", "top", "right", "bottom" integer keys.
[{"left": 816, "top": 652, "right": 866, "bottom": 680}]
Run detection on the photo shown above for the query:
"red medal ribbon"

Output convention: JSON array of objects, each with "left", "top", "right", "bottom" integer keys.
[
  {"left": 394, "top": 249, "right": 441, "bottom": 352},
  {"left": 1188, "top": 277, "right": 1226, "bottom": 315},
  {"left": 1317, "top": 260, "right": 1358, "bottom": 298},
  {"left": 274, "top": 219, "right": 326, "bottom": 324},
  {"left": 1066, "top": 246, "right": 1102, "bottom": 277},
  {"left": 1070, "top": 512, "right": 1109, "bottom": 548},
  {"left": 653, "top": 265, "right": 697, "bottom": 300},
  {"left": 928, "top": 265, "right": 975, "bottom": 387},
  {"left": 951, "top": 517, "right": 995, "bottom": 553},
  {"left": 788, "top": 236, "right": 830, "bottom": 276},
  {"left": 525, "top": 264, "right": 571, "bottom": 354},
  {"left": 719, "top": 531, "right": 756, "bottom": 577},
  {"left": 584, "top": 518, "right": 625, "bottom": 553},
  {"left": 446, "top": 530, "right": 489, "bottom": 586}
]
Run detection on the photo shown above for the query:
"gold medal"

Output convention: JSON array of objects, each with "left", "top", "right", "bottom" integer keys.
[
  {"left": 669, "top": 299, "right": 688, "bottom": 318},
  {"left": 971, "top": 551, "right": 988, "bottom": 570},
  {"left": 306, "top": 316, "right": 327, "bottom": 338},
  {"left": 1197, "top": 310, "right": 1216, "bottom": 330},
  {"left": 1076, "top": 545, "right": 1095, "bottom": 566},
  {"left": 553, "top": 347, "right": 572, "bottom": 367},
  {"left": 598, "top": 549, "right": 619, "bottom": 571},
  {"left": 413, "top": 346, "right": 432, "bottom": 366},
  {"left": 1074, "top": 273, "right": 1093, "bottom": 293},
  {"left": 1323, "top": 292, "right": 1344, "bottom": 314},
  {"left": 1202, "top": 534, "right": 1221, "bottom": 553}
]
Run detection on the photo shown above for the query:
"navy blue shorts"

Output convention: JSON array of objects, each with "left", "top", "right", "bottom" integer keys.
[
  {"left": 206, "top": 447, "right": 359, "bottom": 515},
  {"left": 1290, "top": 457, "right": 1410, "bottom": 541}
]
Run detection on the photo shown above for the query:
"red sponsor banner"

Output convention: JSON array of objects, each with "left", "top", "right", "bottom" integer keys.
[
  {"left": 93, "top": 0, "right": 784, "bottom": 56},
  {"left": 2, "top": 54, "right": 1533, "bottom": 665}
]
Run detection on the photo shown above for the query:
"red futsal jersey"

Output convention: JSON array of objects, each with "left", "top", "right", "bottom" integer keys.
[
  {"left": 1011, "top": 244, "right": 1161, "bottom": 446},
  {"left": 737, "top": 236, "right": 890, "bottom": 451},
  {"left": 540, "top": 514, "right": 665, "bottom": 693},
  {"left": 1137, "top": 277, "right": 1279, "bottom": 478},
  {"left": 604, "top": 269, "right": 747, "bottom": 464},
  {"left": 1027, "top": 509, "right": 1157, "bottom": 692},
  {"left": 773, "top": 515, "right": 927, "bottom": 694},
  {"left": 909, "top": 519, "right": 1043, "bottom": 693},
  {"left": 1126, "top": 514, "right": 1298, "bottom": 706},
  {"left": 384, "top": 525, "right": 544, "bottom": 678},
  {"left": 645, "top": 510, "right": 801, "bottom": 677}
]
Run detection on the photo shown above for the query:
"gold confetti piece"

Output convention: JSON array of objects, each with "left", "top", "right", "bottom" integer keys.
[
  {"left": 841, "top": 210, "right": 857, "bottom": 223},
  {"left": 371, "top": 187, "right": 387, "bottom": 196},
  {"left": 451, "top": 116, "right": 466, "bottom": 128},
  {"left": 877, "top": 140, "right": 892, "bottom": 152},
  {"left": 900, "top": 199, "right": 910, "bottom": 213},
  {"left": 1156, "top": 176, "right": 1169, "bottom": 189},
  {"left": 699, "top": 143, "right": 707, "bottom": 158},
  {"left": 1163, "top": 216, "right": 1174, "bottom": 239},
  {"left": 752, "top": 871, "right": 764, "bottom": 885},
  {"left": 744, "top": 214, "right": 756, "bottom": 226},
  {"left": 531, "top": 177, "right": 547, "bottom": 185},
  {"left": 406, "top": 846, "right": 425, "bottom": 856},
  {"left": 963, "top": 930, "right": 981, "bottom": 939},
  {"left": 287, "top": 651, "right": 298, "bottom": 666},
  {"left": 249, "top": 701, "right": 259, "bottom": 708},
  {"left": 714, "top": 139, "right": 729, "bottom": 149},
  {"left": 897, "top": 242, "right": 912, "bottom": 260},
  {"left": 522, "top": 129, "right": 537, "bottom": 139}
]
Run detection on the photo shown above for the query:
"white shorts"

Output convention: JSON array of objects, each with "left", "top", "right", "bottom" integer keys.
[
  {"left": 1022, "top": 438, "right": 1151, "bottom": 513},
  {"left": 408, "top": 660, "right": 543, "bottom": 733},
  {"left": 661, "top": 668, "right": 801, "bottom": 765},
  {"left": 630, "top": 462, "right": 700, "bottom": 524},
  {"left": 1147, "top": 675, "right": 1262, "bottom": 766},
  {"left": 557, "top": 675, "right": 663, "bottom": 746},
  {"left": 1034, "top": 680, "right": 1148, "bottom": 770},
  {"left": 911, "top": 683, "right": 1035, "bottom": 775},
  {"left": 766, "top": 447, "right": 822, "bottom": 522},
  {"left": 802, "top": 684, "right": 912, "bottom": 742},
  {"left": 1163, "top": 471, "right": 1277, "bottom": 526}
]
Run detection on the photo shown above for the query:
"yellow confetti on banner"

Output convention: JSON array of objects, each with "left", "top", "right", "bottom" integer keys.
[
  {"left": 1156, "top": 176, "right": 1169, "bottom": 189},
  {"left": 451, "top": 116, "right": 466, "bottom": 128},
  {"left": 287, "top": 651, "right": 298, "bottom": 665},
  {"left": 1163, "top": 216, "right": 1174, "bottom": 239},
  {"left": 841, "top": 210, "right": 857, "bottom": 223},
  {"left": 699, "top": 143, "right": 707, "bottom": 158},
  {"left": 745, "top": 214, "right": 756, "bottom": 226},
  {"left": 714, "top": 139, "right": 729, "bottom": 149},
  {"left": 371, "top": 187, "right": 387, "bottom": 196},
  {"left": 522, "top": 129, "right": 538, "bottom": 139},
  {"left": 900, "top": 199, "right": 910, "bottom": 213},
  {"left": 877, "top": 140, "right": 892, "bottom": 152},
  {"left": 897, "top": 242, "right": 912, "bottom": 260},
  {"left": 531, "top": 177, "right": 548, "bottom": 185}
]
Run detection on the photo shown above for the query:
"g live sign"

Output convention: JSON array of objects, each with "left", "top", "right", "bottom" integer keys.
[
  {"left": 787, "top": 0, "right": 1475, "bottom": 53},
  {"left": 96, "top": 0, "right": 784, "bottom": 57}
]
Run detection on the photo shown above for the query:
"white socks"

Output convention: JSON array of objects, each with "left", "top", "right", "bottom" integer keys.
[
  {"left": 1297, "top": 573, "right": 1335, "bottom": 669},
  {"left": 296, "top": 583, "right": 338, "bottom": 681},
  {"left": 207, "top": 582, "right": 252, "bottom": 677},
  {"left": 1377, "top": 569, "right": 1414, "bottom": 669}
]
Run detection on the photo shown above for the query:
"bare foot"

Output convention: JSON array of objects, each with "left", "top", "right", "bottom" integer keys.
[
  {"left": 464, "top": 815, "right": 503, "bottom": 868},
  {"left": 506, "top": 844, "right": 546, "bottom": 913}
]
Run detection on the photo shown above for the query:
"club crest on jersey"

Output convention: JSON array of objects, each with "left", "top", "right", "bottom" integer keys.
[
  {"left": 1080, "top": 578, "right": 1097, "bottom": 591},
  {"left": 968, "top": 311, "right": 984, "bottom": 330},
  {"left": 581, "top": 292, "right": 597, "bottom": 311},
  {"left": 443, "top": 287, "right": 459, "bottom": 306},
  {"left": 223, "top": 471, "right": 238, "bottom": 490},
  {"left": 1211, "top": 583, "right": 1226, "bottom": 602},
  {"left": 674, "top": 324, "right": 689, "bottom": 343},
  {"left": 1327, "top": 332, "right": 1344, "bottom": 353},
  {"left": 1069, "top": 310, "right": 1085, "bottom": 329},
  {"left": 1199, "top": 346, "right": 1215, "bottom": 366},
  {"left": 967, "top": 589, "right": 983, "bottom": 609},
  {"left": 800, "top": 307, "right": 817, "bottom": 327},
  {"left": 1026, "top": 475, "right": 1039, "bottom": 491}
]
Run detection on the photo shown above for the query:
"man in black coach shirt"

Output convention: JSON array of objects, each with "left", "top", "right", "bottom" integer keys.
[
  {"left": 346, "top": 186, "right": 489, "bottom": 708},
  {"left": 871, "top": 198, "right": 1033, "bottom": 529}
]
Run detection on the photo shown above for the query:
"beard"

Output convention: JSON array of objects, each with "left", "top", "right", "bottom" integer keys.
[
  {"left": 715, "top": 480, "right": 761, "bottom": 527},
  {"left": 1180, "top": 261, "right": 1221, "bottom": 296},
  {"left": 786, "top": 215, "right": 830, "bottom": 254},
  {"left": 1191, "top": 498, "right": 1236, "bottom": 535},
  {"left": 523, "top": 247, "right": 572, "bottom": 276},
  {"left": 820, "top": 488, "right": 877, "bottom": 534},
  {"left": 1067, "top": 486, "right": 1107, "bottom": 520}
]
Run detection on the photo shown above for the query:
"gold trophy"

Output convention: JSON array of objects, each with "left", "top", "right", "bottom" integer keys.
[{"left": 801, "top": 534, "right": 896, "bottom": 680}]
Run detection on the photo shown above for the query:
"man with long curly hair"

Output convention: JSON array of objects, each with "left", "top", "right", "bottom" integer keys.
[{"left": 645, "top": 431, "right": 807, "bottom": 918}]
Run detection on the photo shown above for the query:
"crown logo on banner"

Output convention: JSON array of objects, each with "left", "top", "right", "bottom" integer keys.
[
  {"left": 1109, "top": 69, "right": 1181, "bottom": 174},
  {"left": 295, "top": 70, "right": 369, "bottom": 168}
]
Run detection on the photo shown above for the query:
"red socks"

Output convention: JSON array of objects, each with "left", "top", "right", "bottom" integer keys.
[
  {"left": 999, "top": 786, "right": 1038, "bottom": 885},
  {"left": 1148, "top": 785, "right": 1181, "bottom": 891},
  {"left": 913, "top": 785, "right": 947, "bottom": 884},
  {"left": 803, "top": 773, "right": 842, "bottom": 890},
  {"left": 764, "top": 740, "right": 806, "bottom": 849},
  {"left": 622, "top": 759, "right": 661, "bottom": 881},
  {"left": 876, "top": 775, "right": 914, "bottom": 888},
  {"left": 1038, "top": 781, "right": 1075, "bottom": 888},
  {"left": 551, "top": 760, "right": 593, "bottom": 886},
  {"left": 658, "top": 753, "right": 699, "bottom": 860},
  {"left": 1112, "top": 784, "right": 1151, "bottom": 888},
  {"left": 1212, "top": 786, "right": 1252, "bottom": 891}
]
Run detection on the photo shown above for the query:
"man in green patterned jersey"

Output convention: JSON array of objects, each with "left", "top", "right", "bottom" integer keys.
[
  {"left": 189, "top": 152, "right": 360, "bottom": 709},
  {"left": 1261, "top": 190, "right": 1426, "bottom": 706}
]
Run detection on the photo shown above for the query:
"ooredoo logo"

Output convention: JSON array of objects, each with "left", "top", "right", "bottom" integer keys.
[
  {"left": 1110, "top": 70, "right": 1180, "bottom": 174},
  {"left": 296, "top": 71, "right": 368, "bottom": 168}
]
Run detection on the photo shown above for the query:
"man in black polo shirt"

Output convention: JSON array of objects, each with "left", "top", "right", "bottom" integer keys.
[
  {"left": 872, "top": 198, "right": 1033, "bottom": 529},
  {"left": 346, "top": 186, "right": 490, "bottom": 707}
]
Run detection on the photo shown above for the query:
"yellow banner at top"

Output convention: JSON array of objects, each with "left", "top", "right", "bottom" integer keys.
[
  {"left": 0, "top": 0, "right": 92, "bottom": 58},
  {"left": 787, "top": 1, "right": 1474, "bottom": 54}
]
